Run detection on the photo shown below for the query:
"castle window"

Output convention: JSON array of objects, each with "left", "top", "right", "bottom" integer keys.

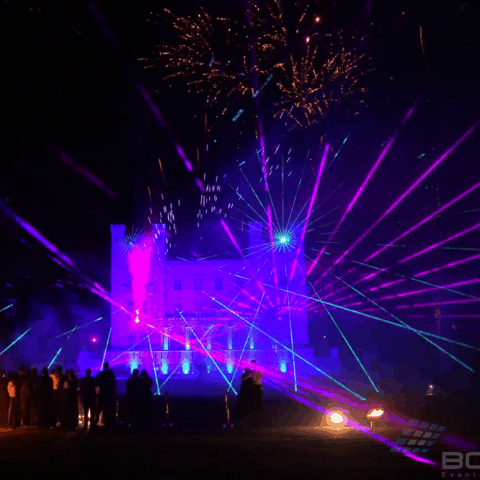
[
  {"left": 214, "top": 278, "right": 223, "bottom": 290},
  {"left": 174, "top": 280, "right": 182, "bottom": 291},
  {"left": 194, "top": 279, "right": 202, "bottom": 291}
]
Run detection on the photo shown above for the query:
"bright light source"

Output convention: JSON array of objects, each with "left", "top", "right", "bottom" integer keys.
[
  {"left": 315, "top": 16, "right": 320, "bottom": 22},
  {"left": 280, "top": 236, "right": 287, "bottom": 243},
  {"left": 330, "top": 412, "right": 344, "bottom": 424},
  {"left": 306, "top": 36, "right": 310, "bottom": 43},
  {"left": 367, "top": 408, "right": 384, "bottom": 419}
]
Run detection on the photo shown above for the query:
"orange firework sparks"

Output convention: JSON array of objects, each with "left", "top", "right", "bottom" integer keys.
[{"left": 147, "top": 0, "right": 372, "bottom": 131}]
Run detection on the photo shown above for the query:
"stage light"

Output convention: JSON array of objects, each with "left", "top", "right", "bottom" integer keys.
[
  {"left": 274, "top": 231, "right": 295, "bottom": 251},
  {"left": 280, "top": 361, "right": 287, "bottom": 373},
  {"left": 130, "top": 359, "right": 139, "bottom": 372},
  {"left": 330, "top": 412, "right": 344, "bottom": 424},
  {"left": 89, "top": 334, "right": 99, "bottom": 345},
  {"left": 182, "top": 359, "right": 190, "bottom": 374},
  {"left": 161, "top": 362, "right": 168, "bottom": 375},
  {"left": 367, "top": 408, "right": 384, "bottom": 419}
]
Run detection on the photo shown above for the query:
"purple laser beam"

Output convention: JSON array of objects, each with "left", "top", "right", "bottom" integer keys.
[
  {"left": 321, "top": 118, "right": 480, "bottom": 277},
  {"left": 366, "top": 179, "right": 480, "bottom": 261}
]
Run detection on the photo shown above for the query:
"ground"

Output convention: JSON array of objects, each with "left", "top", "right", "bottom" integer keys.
[{"left": 0, "top": 425, "right": 440, "bottom": 479}]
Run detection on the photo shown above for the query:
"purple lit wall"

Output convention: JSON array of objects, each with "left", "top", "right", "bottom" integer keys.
[{"left": 100, "top": 222, "right": 312, "bottom": 379}]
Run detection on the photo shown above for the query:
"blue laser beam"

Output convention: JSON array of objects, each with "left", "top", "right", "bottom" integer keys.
[
  {"left": 228, "top": 292, "right": 265, "bottom": 391},
  {"left": 48, "top": 347, "right": 63, "bottom": 369},
  {"left": 179, "top": 310, "right": 237, "bottom": 395},
  {"left": 286, "top": 289, "right": 297, "bottom": 392},
  {"left": 0, "top": 304, "right": 14, "bottom": 314},
  {"left": 262, "top": 282, "right": 479, "bottom": 351},
  {"left": 318, "top": 295, "right": 379, "bottom": 392},
  {"left": 329, "top": 274, "right": 475, "bottom": 373},
  {"left": 158, "top": 324, "right": 214, "bottom": 393},
  {"left": 0, "top": 327, "right": 33, "bottom": 355},
  {"left": 101, "top": 327, "right": 112, "bottom": 368},
  {"left": 147, "top": 333, "right": 161, "bottom": 395},
  {"left": 209, "top": 295, "right": 366, "bottom": 400}
]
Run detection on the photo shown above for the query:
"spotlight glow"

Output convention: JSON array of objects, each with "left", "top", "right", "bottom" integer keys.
[
  {"left": 366, "top": 408, "right": 384, "bottom": 419},
  {"left": 330, "top": 412, "right": 344, "bottom": 424}
]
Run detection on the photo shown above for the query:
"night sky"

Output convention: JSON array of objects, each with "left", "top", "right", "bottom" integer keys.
[{"left": 1, "top": 0, "right": 479, "bottom": 342}]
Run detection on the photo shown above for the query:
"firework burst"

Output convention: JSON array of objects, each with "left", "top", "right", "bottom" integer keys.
[{"left": 146, "top": 1, "right": 371, "bottom": 132}]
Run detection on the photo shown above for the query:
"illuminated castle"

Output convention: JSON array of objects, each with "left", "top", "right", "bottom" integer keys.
[{"left": 79, "top": 222, "right": 316, "bottom": 384}]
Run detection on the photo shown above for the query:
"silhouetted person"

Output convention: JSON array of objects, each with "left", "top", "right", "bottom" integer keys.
[
  {"left": 51, "top": 366, "right": 65, "bottom": 427},
  {"left": 126, "top": 369, "right": 142, "bottom": 428},
  {"left": 28, "top": 368, "right": 38, "bottom": 426},
  {"left": 18, "top": 367, "right": 29, "bottom": 427},
  {"left": 7, "top": 373, "right": 19, "bottom": 427},
  {"left": 79, "top": 369, "right": 96, "bottom": 430},
  {"left": 96, "top": 362, "right": 117, "bottom": 428},
  {"left": 140, "top": 369, "right": 153, "bottom": 428},
  {"left": 37, "top": 368, "right": 53, "bottom": 428},
  {"left": 62, "top": 370, "right": 78, "bottom": 429},
  {"left": 236, "top": 366, "right": 254, "bottom": 425},
  {"left": 251, "top": 360, "right": 264, "bottom": 427},
  {"left": 0, "top": 370, "right": 8, "bottom": 426}
]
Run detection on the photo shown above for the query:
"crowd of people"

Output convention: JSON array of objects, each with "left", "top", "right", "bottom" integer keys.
[{"left": 0, "top": 362, "right": 155, "bottom": 430}]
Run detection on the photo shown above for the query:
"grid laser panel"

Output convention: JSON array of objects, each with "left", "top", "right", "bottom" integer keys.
[{"left": 390, "top": 420, "right": 446, "bottom": 454}]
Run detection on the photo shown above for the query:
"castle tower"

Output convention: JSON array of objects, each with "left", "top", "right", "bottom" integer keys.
[{"left": 110, "top": 224, "right": 167, "bottom": 349}]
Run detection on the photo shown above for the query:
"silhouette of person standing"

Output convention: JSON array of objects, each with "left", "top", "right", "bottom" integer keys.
[
  {"left": 236, "top": 365, "right": 254, "bottom": 425},
  {"left": 7, "top": 373, "right": 19, "bottom": 427},
  {"left": 51, "top": 366, "right": 65, "bottom": 427},
  {"left": 96, "top": 362, "right": 117, "bottom": 428},
  {"left": 63, "top": 370, "right": 79, "bottom": 429},
  {"left": 126, "top": 369, "right": 142, "bottom": 428},
  {"left": 28, "top": 368, "right": 38, "bottom": 426},
  {"left": 37, "top": 368, "right": 53, "bottom": 428},
  {"left": 140, "top": 369, "right": 153, "bottom": 429},
  {"left": 18, "top": 367, "right": 29, "bottom": 427},
  {"left": 0, "top": 370, "right": 8, "bottom": 427},
  {"left": 79, "top": 369, "right": 96, "bottom": 430},
  {"left": 251, "top": 360, "right": 264, "bottom": 427}
]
